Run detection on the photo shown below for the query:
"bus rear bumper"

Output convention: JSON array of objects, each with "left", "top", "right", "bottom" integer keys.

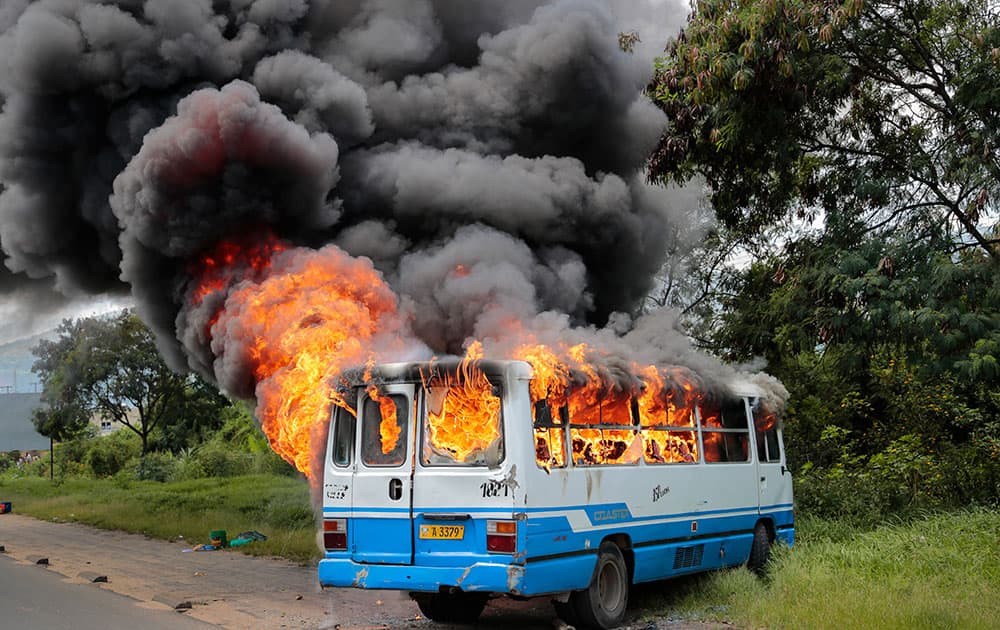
[
  {"left": 318, "top": 558, "right": 516, "bottom": 594},
  {"left": 318, "top": 554, "right": 595, "bottom": 596}
]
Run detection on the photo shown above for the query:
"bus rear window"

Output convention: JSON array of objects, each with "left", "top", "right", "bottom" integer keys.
[
  {"left": 331, "top": 406, "right": 355, "bottom": 468},
  {"left": 361, "top": 394, "right": 408, "bottom": 467},
  {"left": 421, "top": 367, "right": 504, "bottom": 466}
]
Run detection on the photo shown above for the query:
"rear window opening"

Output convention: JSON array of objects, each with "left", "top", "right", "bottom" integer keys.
[
  {"left": 361, "top": 393, "right": 409, "bottom": 467},
  {"left": 421, "top": 366, "right": 505, "bottom": 466}
]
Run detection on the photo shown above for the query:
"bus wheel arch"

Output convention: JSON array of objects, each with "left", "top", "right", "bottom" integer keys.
[
  {"left": 601, "top": 533, "right": 634, "bottom": 583},
  {"left": 569, "top": 539, "right": 630, "bottom": 629}
]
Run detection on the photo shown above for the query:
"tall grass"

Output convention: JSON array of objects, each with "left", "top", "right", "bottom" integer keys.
[
  {"left": 636, "top": 509, "right": 1000, "bottom": 629},
  {"left": 0, "top": 475, "right": 319, "bottom": 563}
]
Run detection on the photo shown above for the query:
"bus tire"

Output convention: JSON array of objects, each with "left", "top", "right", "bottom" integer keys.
[
  {"left": 747, "top": 522, "right": 771, "bottom": 576},
  {"left": 413, "top": 591, "right": 488, "bottom": 624},
  {"left": 570, "top": 541, "right": 629, "bottom": 629}
]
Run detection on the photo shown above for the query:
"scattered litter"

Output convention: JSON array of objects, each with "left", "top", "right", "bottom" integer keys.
[
  {"left": 230, "top": 530, "right": 268, "bottom": 547},
  {"left": 238, "top": 530, "right": 268, "bottom": 541},
  {"left": 209, "top": 529, "right": 228, "bottom": 548},
  {"left": 182, "top": 529, "right": 268, "bottom": 552}
]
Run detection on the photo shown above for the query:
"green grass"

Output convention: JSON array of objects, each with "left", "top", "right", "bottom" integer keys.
[
  {"left": 3, "top": 474, "right": 997, "bottom": 628},
  {"left": 0, "top": 474, "right": 319, "bottom": 563},
  {"left": 635, "top": 509, "right": 1000, "bottom": 629}
]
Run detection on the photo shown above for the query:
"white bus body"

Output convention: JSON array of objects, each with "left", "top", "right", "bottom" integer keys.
[{"left": 318, "top": 359, "right": 794, "bottom": 628}]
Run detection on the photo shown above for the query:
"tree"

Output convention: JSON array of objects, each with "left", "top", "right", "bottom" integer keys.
[
  {"left": 649, "top": 0, "right": 1000, "bottom": 257},
  {"left": 644, "top": 0, "right": 1000, "bottom": 509},
  {"left": 32, "top": 316, "right": 97, "bottom": 435},
  {"left": 32, "top": 310, "right": 229, "bottom": 467},
  {"left": 150, "top": 375, "right": 232, "bottom": 453}
]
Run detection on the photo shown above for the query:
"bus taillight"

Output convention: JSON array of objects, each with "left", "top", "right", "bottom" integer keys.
[
  {"left": 323, "top": 518, "right": 348, "bottom": 551},
  {"left": 486, "top": 519, "right": 517, "bottom": 553}
]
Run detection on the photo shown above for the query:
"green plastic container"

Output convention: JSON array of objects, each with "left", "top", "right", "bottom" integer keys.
[{"left": 209, "top": 529, "right": 228, "bottom": 548}]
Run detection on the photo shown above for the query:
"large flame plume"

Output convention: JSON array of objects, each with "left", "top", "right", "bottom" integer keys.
[{"left": 189, "top": 237, "right": 415, "bottom": 474}]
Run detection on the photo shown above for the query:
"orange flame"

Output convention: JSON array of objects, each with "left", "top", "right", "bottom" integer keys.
[
  {"left": 193, "top": 241, "right": 406, "bottom": 477},
  {"left": 510, "top": 340, "right": 703, "bottom": 467},
  {"left": 367, "top": 384, "right": 401, "bottom": 454},
  {"left": 189, "top": 232, "right": 288, "bottom": 306}
]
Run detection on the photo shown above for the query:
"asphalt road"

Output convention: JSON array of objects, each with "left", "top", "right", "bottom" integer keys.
[{"left": 0, "top": 554, "right": 211, "bottom": 629}]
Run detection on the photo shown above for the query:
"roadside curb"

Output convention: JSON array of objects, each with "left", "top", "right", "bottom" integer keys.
[
  {"left": 152, "top": 593, "right": 193, "bottom": 610},
  {"left": 78, "top": 570, "right": 109, "bottom": 583}
]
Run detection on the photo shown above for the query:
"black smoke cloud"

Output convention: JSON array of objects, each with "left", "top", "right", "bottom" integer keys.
[{"left": 0, "top": 0, "right": 750, "bottom": 401}]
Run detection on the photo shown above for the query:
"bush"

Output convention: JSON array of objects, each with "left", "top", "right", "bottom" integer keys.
[
  {"left": 792, "top": 427, "right": 1000, "bottom": 525},
  {"left": 86, "top": 431, "right": 141, "bottom": 477},
  {"left": 168, "top": 448, "right": 207, "bottom": 481},
  {"left": 192, "top": 441, "right": 254, "bottom": 477},
  {"left": 135, "top": 451, "right": 178, "bottom": 482}
]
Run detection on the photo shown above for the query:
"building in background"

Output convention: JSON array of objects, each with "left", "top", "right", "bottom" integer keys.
[{"left": 0, "top": 392, "right": 47, "bottom": 452}]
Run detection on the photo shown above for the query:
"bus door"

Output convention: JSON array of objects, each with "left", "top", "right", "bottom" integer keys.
[
  {"left": 751, "top": 398, "right": 790, "bottom": 512},
  {"left": 411, "top": 372, "right": 512, "bottom": 567},
  {"left": 352, "top": 383, "right": 417, "bottom": 565}
]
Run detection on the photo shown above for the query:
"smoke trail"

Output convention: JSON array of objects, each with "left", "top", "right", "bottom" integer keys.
[{"left": 0, "top": 0, "right": 778, "bottom": 472}]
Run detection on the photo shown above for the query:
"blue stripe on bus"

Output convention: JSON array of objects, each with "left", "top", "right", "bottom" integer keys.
[{"left": 323, "top": 502, "right": 795, "bottom": 523}]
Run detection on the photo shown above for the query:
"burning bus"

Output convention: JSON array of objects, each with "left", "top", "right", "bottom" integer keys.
[
  {"left": 318, "top": 354, "right": 794, "bottom": 629},
  {"left": 0, "top": 5, "right": 795, "bottom": 628}
]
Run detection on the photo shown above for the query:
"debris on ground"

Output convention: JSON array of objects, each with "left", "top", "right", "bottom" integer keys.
[
  {"left": 230, "top": 530, "right": 268, "bottom": 547},
  {"left": 182, "top": 529, "right": 268, "bottom": 552}
]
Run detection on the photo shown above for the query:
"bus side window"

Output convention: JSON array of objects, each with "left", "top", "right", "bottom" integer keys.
[
  {"left": 639, "top": 390, "right": 698, "bottom": 464},
  {"left": 331, "top": 406, "right": 356, "bottom": 468},
  {"left": 567, "top": 393, "right": 641, "bottom": 466},
  {"left": 700, "top": 399, "right": 750, "bottom": 463},
  {"left": 533, "top": 400, "right": 567, "bottom": 470},
  {"left": 752, "top": 399, "right": 782, "bottom": 462}
]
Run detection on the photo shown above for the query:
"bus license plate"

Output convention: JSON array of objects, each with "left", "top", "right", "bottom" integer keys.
[{"left": 419, "top": 524, "right": 465, "bottom": 540}]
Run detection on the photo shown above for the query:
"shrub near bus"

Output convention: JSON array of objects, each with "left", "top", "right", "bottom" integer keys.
[{"left": 319, "top": 358, "right": 793, "bottom": 629}]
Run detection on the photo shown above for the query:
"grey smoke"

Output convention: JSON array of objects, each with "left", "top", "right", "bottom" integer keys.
[{"left": 0, "top": 1, "right": 774, "bottom": 409}]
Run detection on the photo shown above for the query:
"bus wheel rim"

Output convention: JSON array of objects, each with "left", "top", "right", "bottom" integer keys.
[{"left": 597, "top": 560, "right": 623, "bottom": 611}]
